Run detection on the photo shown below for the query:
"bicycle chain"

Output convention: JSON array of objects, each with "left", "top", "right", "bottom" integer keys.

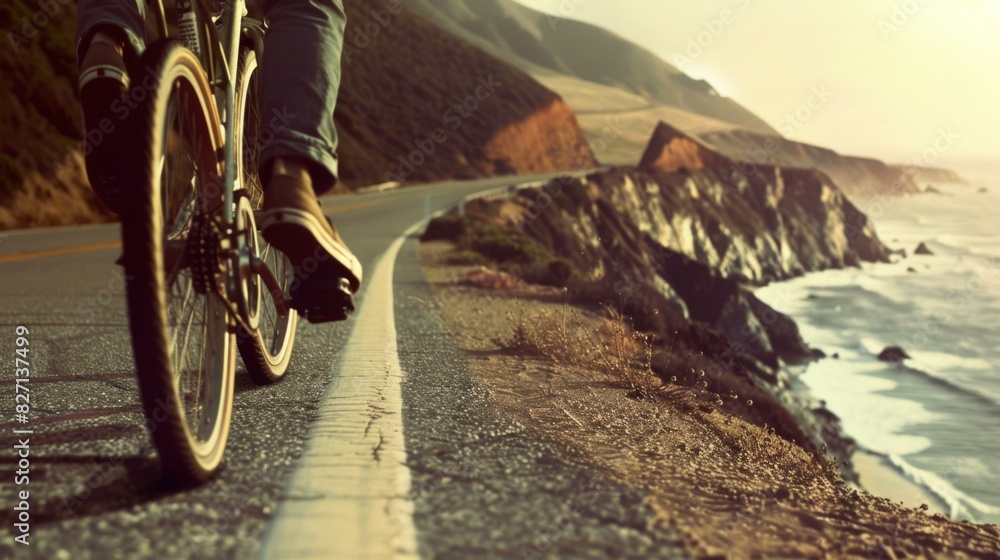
[{"left": 188, "top": 213, "right": 224, "bottom": 295}]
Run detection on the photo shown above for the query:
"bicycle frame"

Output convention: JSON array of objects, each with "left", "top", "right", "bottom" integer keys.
[
  {"left": 146, "top": 0, "right": 263, "bottom": 224},
  {"left": 143, "top": 0, "right": 286, "bottom": 322}
]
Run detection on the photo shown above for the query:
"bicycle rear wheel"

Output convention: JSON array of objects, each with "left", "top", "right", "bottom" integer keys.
[
  {"left": 234, "top": 46, "right": 298, "bottom": 384},
  {"left": 122, "top": 39, "right": 234, "bottom": 484}
]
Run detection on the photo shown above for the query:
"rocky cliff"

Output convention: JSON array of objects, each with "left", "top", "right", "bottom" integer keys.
[{"left": 456, "top": 122, "right": 890, "bottom": 457}]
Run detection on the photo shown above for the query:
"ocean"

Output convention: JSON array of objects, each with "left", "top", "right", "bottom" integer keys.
[{"left": 757, "top": 167, "right": 1000, "bottom": 525}]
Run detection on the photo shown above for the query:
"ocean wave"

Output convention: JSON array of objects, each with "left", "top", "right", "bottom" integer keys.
[
  {"left": 880, "top": 452, "right": 1000, "bottom": 522},
  {"left": 898, "top": 362, "right": 1000, "bottom": 412},
  {"left": 934, "top": 234, "right": 976, "bottom": 250},
  {"left": 855, "top": 339, "right": 1000, "bottom": 410},
  {"left": 934, "top": 234, "right": 1000, "bottom": 259}
]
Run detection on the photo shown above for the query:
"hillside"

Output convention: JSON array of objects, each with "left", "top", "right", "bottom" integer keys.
[
  {"left": 409, "top": 0, "right": 779, "bottom": 162},
  {"left": 0, "top": 1, "right": 113, "bottom": 228},
  {"left": 0, "top": 0, "right": 596, "bottom": 228},
  {"left": 335, "top": 0, "right": 596, "bottom": 186},
  {"left": 897, "top": 165, "right": 968, "bottom": 187}
]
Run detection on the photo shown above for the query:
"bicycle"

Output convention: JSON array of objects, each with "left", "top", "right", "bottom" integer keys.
[{"left": 117, "top": 0, "right": 345, "bottom": 484}]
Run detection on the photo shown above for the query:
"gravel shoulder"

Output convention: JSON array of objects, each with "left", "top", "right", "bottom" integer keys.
[{"left": 419, "top": 240, "right": 1000, "bottom": 559}]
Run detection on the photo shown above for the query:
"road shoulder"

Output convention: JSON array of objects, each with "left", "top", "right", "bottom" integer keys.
[{"left": 395, "top": 236, "right": 691, "bottom": 559}]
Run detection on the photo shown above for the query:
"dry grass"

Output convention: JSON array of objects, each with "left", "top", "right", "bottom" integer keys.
[
  {"left": 501, "top": 298, "right": 717, "bottom": 408},
  {"left": 0, "top": 157, "right": 114, "bottom": 230}
]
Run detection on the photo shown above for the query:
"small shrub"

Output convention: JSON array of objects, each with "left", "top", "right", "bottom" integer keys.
[
  {"left": 545, "top": 258, "right": 575, "bottom": 287},
  {"left": 500, "top": 302, "right": 665, "bottom": 399},
  {"left": 422, "top": 215, "right": 468, "bottom": 242},
  {"left": 597, "top": 307, "right": 663, "bottom": 398},
  {"left": 472, "top": 232, "right": 551, "bottom": 264},
  {"left": 518, "top": 258, "right": 578, "bottom": 287},
  {"left": 445, "top": 249, "right": 489, "bottom": 266}
]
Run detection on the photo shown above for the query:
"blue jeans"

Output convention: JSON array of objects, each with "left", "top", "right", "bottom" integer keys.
[{"left": 76, "top": 0, "right": 346, "bottom": 192}]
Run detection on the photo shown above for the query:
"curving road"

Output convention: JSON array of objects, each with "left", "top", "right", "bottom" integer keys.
[{"left": 0, "top": 174, "right": 686, "bottom": 559}]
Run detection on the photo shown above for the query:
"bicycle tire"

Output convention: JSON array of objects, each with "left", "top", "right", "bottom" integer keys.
[
  {"left": 122, "top": 39, "right": 234, "bottom": 485},
  {"left": 233, "top": 46, "right": 299, "bottom": 384}
]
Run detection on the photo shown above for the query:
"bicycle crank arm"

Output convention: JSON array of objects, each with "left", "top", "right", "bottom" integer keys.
[{"left": 247, "top": 256, "right": 291, "bottom": 317}]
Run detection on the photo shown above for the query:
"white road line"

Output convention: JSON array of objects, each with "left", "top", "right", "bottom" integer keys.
[{"left": 259, "top": 220, "right": 430, "bottom": 559}]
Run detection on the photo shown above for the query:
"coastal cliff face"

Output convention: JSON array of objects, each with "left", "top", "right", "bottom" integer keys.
[
  {"left": 628, "top": 122, "right": 890, "bottom": 284},
  {"left": 462, "top": 122, "right": 890, "bottom": 454}
]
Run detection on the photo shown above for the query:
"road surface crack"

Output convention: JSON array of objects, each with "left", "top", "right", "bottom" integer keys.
[{"left": 372, "top": 432, "right": 385, "bottom": 462}]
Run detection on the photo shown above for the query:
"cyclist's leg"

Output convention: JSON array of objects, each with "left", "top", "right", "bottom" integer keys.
[
  {"left": 258, "top": 0, "right": 362, "bottom": 294},
  {"left": 258, "top": 0, "right": 345, "bottom": 194},
  {"left": 76, "top": 0, "right": 146, "bottom": 213}
]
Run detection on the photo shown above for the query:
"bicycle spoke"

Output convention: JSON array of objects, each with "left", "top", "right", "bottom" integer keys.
[{"left": 154, "top": 75, "right": 227, "bottom": 445}]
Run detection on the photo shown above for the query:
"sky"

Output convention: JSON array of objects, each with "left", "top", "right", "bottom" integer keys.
[{"left": 514, "top": 0, "right": 1000, "bottom": 175}]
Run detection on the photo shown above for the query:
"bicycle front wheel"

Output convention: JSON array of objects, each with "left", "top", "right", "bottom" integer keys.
[{"left": 122, "top": 39, "right": 234, "bottom": 485}]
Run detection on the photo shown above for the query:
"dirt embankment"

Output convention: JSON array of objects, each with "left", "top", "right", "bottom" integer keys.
[
  {"left": 637, "top": 122, "right": 730, "bottom": 173},
  {"left": 0, "top": 0, "right": 596, "bottom": 229},
  {"left": 418, "top": 244, "right": 1000, "bottom": 558},
  {"left": 0, "top": 1, "right": 114, "bottom": 229},
  {"left": 482, "top": 98, "right": 595, "bottom": 176}
]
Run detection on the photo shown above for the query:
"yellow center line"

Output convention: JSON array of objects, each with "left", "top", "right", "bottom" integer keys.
[
  {"left": 328, "top": 200, "right": 387, "bottom": 213},
  {"left": 325, "top": 191, "right": 422, "bottom": 213},
  {"left": 0, "top": 240, "right": 122, "bottom": 265}
]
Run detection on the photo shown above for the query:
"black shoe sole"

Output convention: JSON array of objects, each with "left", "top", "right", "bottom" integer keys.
[{"left": 289, "top": 276, "right": 355, "bottom": 324}]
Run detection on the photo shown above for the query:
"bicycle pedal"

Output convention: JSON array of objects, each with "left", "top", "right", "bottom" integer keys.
[{"left": 289, "top": 276, "right": 355, "bottom": 324}]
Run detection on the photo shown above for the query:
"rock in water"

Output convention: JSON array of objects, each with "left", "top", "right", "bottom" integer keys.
[
  {"left": 878, "top": 346, "right": 911, "bottom": 362},
  {"left": 914, "top": 242, "right": 934, "bottom": 256}
]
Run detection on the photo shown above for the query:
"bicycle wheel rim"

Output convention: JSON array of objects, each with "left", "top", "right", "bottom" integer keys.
[
  {"left": 156, "top": 58, "right": 233, "bottom": 456},
  {"left": 125, "top": 41, "right": 234, "bottom": 479},
  {"left": 235, "top": 47, "right": 297, "bottom": 380}
]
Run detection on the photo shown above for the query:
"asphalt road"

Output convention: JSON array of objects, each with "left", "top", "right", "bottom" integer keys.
[{"left": 0, "top": 173, "right": 685, "bottom": 559}]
